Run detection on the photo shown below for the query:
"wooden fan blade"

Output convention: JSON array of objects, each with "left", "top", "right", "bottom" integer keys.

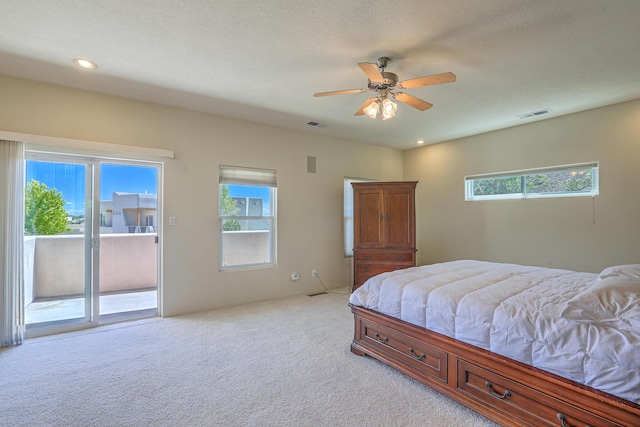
[
  {"left": 395, "top": 92, "right": 433, "bottom": 111},
  {"left": 354, "top": 97, "right": 378, "bottom": 116},
  {"left": 399, "top": 72, "right": 456, "bottom": 89},
  {"left": 314, "top": 88, "right": 366, "bottom": 97},
  {"left": 358, "top": 62, "right": 384, "bottom": 82}
]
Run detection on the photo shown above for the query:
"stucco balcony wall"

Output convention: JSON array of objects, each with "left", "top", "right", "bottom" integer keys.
[
  {"left": 24, "top": 231, "right": 269, "bottom": 302},
  {"left": 221, "top": 230, "right": 270, "bottom": 267},
  {"left": 26, "top": 234, "right": 157, "bottom": 300}
]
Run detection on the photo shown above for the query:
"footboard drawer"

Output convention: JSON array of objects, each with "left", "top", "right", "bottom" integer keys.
[
  {"left": 457, "top": 360, "right": 620, "bottom": 427},
  {"left": 358, "top": 318, "right": 447, "bottom": 383}
]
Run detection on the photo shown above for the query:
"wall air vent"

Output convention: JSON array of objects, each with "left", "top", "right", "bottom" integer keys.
[
  {"left": 307, "top": 121, "right": 329, "bottom": 128},
  {"left": 517, "top": 108, "right": 552, "bottom": 120}
]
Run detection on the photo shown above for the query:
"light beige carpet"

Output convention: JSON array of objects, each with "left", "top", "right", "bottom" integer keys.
[{"left": 0, "top": 290, "right": 497, "bottom": 426}]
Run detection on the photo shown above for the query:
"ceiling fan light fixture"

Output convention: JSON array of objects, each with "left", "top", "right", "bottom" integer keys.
[
  {"left": 363, "top": 100, "right": 380, "bottom": 119},
  {"left": 381, "top": 98, "right": 397, "bottom": 120},
  {"left": 316, "top": 57, "right": 455, "bottom": 121},
  {"left": 381, "top": 110, "right": 396, "bottom": 120}
]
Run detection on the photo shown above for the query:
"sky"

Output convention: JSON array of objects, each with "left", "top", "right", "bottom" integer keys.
[
  {"left": 26, "top": 161, "right": 270, "bottom": 216},
  {"left": 26, "top": 161, "right": 158, "bottom": 216}
]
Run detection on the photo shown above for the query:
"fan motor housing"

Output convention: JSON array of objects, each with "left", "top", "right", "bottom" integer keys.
[{"left": 369, "top": 71, "right": 398, "bottom": 90}]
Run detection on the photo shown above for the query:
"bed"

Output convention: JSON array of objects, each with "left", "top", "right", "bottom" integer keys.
[{"left": 349, "top": 260, "right": 640, "bottom": 426}]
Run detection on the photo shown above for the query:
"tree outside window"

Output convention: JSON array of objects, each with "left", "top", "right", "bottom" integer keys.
[
  {"left": 220, "top": 184, "right": 241, "bottom": 231},
  {"left": 24, "top": 180, "right": 71, "bottom": 235},
  {"left": 466, "top": 163, "right": 598, "bottom": 200}
]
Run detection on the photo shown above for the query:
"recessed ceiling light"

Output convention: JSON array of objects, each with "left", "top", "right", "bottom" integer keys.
[
  {"left": 73, "top": 58, "right": 97, "bottom": 69},
  {"left": 415, "top": 140, "right": 425, "bottom": 145}
]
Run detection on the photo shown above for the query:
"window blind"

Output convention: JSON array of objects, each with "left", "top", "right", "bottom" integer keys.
[{"left": 219, "top": 165, "right": 277, "bottom": 187}]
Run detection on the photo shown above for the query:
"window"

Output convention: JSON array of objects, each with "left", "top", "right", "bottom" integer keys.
[
  {"left": 465, "top": 162, "right": 599, "bottom": 201},
  {"left": 344, "top": 177, "right": 377, "bottom": 257},
  {"left": 219, "top": 165, "right": 277, "bottom": 269}
]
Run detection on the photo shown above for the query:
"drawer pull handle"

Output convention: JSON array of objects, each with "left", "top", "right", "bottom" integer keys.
[
  {"left": 363, "top": 266, "right": 372, "bottom": 272},
  {"left": 408, "top": 348, "right": 426, "bottom": 361},
  {"left": 556, "top": 413, "right": 591, "bottom": 427},
  {"left": 397, "top": 255, "right": 407, "bottom": 260},
  {"left": 485, "top": 381, "right": 511, "bottom": 399},
  {"left": 557, "top": 414, "right": 570, "bottom": 427},
  {"left": 362, "top": 255, "right": 372, "bottom": 259},
  {"left": 374, "top": 333, "right": 388, "bottom": 343}
]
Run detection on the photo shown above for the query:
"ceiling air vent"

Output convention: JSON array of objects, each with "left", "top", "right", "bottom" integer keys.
[
  {"left": 307, "top": 121, "right": 329, "bottom": 128},
  {"left": 516, "top": 108, "right": 552, "bottom": 120}
]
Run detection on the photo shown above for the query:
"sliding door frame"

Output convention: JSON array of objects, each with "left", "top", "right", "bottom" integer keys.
[{"left": 24, "top": 150, "right": 164, "bottom": 338}]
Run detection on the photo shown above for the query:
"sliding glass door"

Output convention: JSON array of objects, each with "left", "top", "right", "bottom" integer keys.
[
  {"left": 99, "top": 162, "right": 159, "bottom": 322},
  {"left": 24, "top": 157, "right": 95, "bottom": 329},
  {"left": 24, "top": 153, "right": 161, "bottom": 335}
]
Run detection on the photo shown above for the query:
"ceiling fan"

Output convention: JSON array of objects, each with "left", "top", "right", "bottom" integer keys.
[{"left": 313, "top": 57, "right": 456, "bottom": 120}]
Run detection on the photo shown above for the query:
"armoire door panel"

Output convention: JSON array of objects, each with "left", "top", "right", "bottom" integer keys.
[
  {"left": 386, "top": 190, "right": 413, "bottom": 247},
  {"left": 355, "top": 190, "right": 384, "bottom": 248}
]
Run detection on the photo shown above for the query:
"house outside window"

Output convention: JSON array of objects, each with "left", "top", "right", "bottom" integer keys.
[{"left": 219, "top": 165, "right": 277, "bottom": 270}]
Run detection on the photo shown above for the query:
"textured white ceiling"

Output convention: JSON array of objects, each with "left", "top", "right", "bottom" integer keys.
[{"left": 1, "top": 0, "right": 639, "bottom": 150}]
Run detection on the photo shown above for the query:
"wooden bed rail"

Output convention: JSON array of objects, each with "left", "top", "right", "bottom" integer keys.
[{"left": 350, "top": 304, "right": 640, "bottom": 427}]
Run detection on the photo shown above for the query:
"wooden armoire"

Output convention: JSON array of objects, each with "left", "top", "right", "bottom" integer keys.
[{"left": 352, "top": 181, "right": 417, "bottom": 290}]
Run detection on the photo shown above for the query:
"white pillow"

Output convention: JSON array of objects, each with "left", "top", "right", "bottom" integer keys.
[
  {"left": 560, "top": 275, "right": 640, "bottom": 330},
  {"left": 599, "top": 264, "right": 640, "bottom": 280}
]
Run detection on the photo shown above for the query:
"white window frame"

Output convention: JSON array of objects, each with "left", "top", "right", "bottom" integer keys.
[
  {"left": 344, "top": 177, "right": 377, "bottom": 257},
  {"left": 219, "top": 165, "right": 277, "bottom": 270},
  {"left": 465, "top": 162, "right": 599, "bottom": 201}
]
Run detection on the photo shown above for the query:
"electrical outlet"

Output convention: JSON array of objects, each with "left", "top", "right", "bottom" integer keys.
[
  {"left": 312, "top": 269, "right": 317, "bottom": 278},
  {"left": 291, "top": 272, "right": 299, "bottom": 281}
]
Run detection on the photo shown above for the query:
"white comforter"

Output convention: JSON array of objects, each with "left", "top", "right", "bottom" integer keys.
[{"left": 349, "top": 260, "right": 640, "bottom": 404}]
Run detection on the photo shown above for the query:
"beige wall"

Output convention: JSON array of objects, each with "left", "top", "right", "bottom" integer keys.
[
  {"left": 0, "top": 74, "right": 404, "bottom": 316},
  {"left": 6, "top": 73, "right": 638, "bottom": 316},
  {"left": 404, "top": 99, "right": 640, "bottom": 273}
]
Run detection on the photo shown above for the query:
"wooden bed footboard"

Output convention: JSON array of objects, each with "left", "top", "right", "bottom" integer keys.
[{"left": 350, "top": 304, "right": 640, "bottom": 427}]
